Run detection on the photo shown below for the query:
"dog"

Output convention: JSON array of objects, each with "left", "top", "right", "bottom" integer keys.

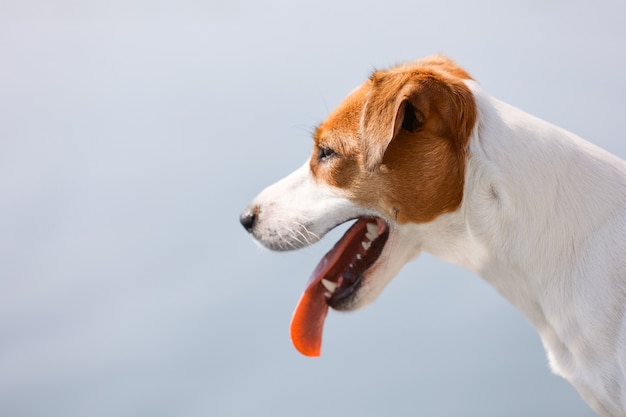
[{"left": 239, "top": 55, "right": 626, "bottom": 417}]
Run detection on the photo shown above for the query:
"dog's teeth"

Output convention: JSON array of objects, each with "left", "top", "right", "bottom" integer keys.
[
  {"left": 321, "top": 278, "right": 337, "bottom": 293},
  {"left": 361, "top": 241, "right": 371, "bottom": 250},
  {"left": 365, "top": 232, "right": 376, "bottom": 241},
  {"left": 366, "top": 222, "right": 379, "bottom": 237},
  {"left": 324, "top": 291, "right": 332, "bottom": 298},
  {"left": 356, "top": 254, "right": 362, "bottom": 260}
]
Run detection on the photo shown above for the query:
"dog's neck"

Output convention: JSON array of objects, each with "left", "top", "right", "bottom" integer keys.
[
  {"left": 459, "top": 83, "right": 626, "bottom": 321},
  {"left": 407, "top": 82, "right": 626, "bottom": 415}
]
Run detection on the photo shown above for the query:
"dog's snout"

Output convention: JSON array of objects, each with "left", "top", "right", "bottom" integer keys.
[{"left": 239, "top": 207, "right": 257, "bottom": 233}]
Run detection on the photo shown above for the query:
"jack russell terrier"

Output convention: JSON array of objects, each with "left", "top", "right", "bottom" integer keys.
[{"left": 240, "top": 55, "right": 626, "bottom": 417}]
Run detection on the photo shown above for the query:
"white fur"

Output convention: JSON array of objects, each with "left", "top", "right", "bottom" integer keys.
[
  {"left": 421, "top": 81, "right": 626, "bottom": 416},
  {"left": 249, "top": 162, "right": 363, "bottom": 250},
  {"left": 246, "top": 81, "right": 626, "bottom": 417}
]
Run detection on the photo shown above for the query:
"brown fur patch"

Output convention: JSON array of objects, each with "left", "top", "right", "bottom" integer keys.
[{"left": 310, "top": 55, "right": 477, "bottom": 224}]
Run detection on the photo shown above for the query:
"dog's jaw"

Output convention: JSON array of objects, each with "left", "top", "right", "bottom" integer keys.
[
  {"left": 348, "top": 222, "right": 422, "bottom": 309},
  {"left": 246, "top": 159, "right": 418, "bottom": 311}
]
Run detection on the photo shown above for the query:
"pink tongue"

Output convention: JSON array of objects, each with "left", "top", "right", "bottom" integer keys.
[
  {"left": 289, "top": 272, "right": 329, "bottom": 357},
  {"left": 289, "top": 219, "right": 369, "bottom": 357}
]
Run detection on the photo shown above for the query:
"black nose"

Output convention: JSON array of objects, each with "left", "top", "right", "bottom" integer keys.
[{"left": 239, "top": 208, "right": 256, "bottom": 233}]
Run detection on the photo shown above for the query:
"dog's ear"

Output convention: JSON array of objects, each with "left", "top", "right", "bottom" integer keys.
[
  {"left": 359, "top": 73, "right": 430, "bottom": 172},
  {"left": 359, "top": 70, "right": 475, "bottom": 172}
]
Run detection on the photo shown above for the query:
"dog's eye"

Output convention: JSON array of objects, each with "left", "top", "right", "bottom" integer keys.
[{"left": 318, "top": 147, "right": 337, "bottom": 161}]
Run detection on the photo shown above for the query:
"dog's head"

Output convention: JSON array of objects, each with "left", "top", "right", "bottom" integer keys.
[{"left": 240, "top": 55, "right": 477, "bottom": 356}]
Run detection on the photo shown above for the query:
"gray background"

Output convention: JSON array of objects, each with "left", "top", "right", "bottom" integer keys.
[{"left": 1, "top": 0, "right": 625, "bottom": 416}]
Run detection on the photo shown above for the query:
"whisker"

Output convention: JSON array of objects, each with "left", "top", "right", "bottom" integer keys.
[
  {"left": 276, "top": 229, "right": 298, "bottom": 250},
  {"left": 289, "top": 220, "right": 321, "bottom": 244},
  {"left": 292, "top": 229, "right": 310, "bottom": 245},
  {"left": 290, "top": 230, "right": 308, "bottom": 247}
]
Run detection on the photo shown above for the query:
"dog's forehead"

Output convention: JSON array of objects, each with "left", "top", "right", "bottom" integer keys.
[
  {"left": 315, "top": 81, "right": 372, "bottom": 148},
  {"left": 319, "top": 81, "right": 371, "bottom": 134}
]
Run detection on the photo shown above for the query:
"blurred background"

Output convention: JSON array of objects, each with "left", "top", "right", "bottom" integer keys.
[{"left": 1, "top": 0, "right": 625, "bottom": 416}]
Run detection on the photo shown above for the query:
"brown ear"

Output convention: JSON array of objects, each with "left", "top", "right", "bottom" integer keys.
[
  {"left": 359, "top": 69, "right": 475, "bottom": 172},
  {"left": 359, "top": 74, "right": 427, "bottom": 172}
]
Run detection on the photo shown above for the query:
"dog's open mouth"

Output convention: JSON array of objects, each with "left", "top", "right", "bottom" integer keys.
[{"left": 290, "top": 217, "right": 390, "bottom": 357}]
